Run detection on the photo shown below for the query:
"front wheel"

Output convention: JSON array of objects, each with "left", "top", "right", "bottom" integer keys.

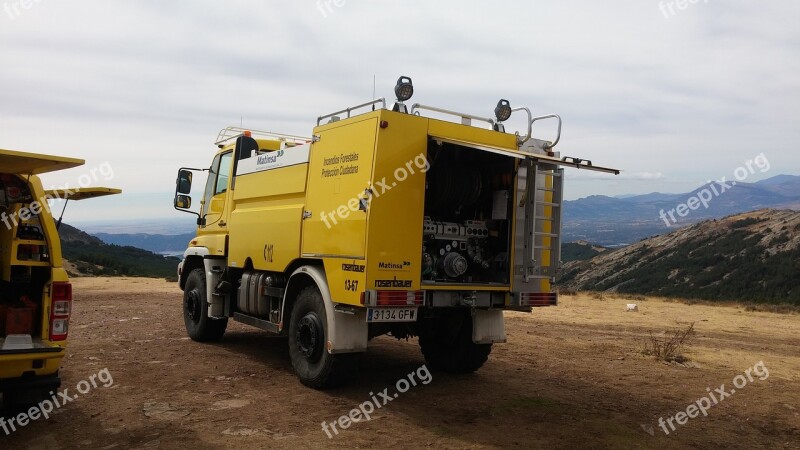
[
  {"left": 288, "top": 286, "right": 355, "bottom": 389},
  {"left": 419, "top": 310, "right": 492, "bottom": 374},
  {"left": 183, "top": 268, "right": 228, "bottom": 342}
]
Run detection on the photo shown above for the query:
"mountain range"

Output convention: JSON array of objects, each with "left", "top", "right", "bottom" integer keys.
[
  {"left": 59, "top": 224, "right": 180, "bottom": 279},
  {"left": 563, "top": 174, "right": 800, "bottom": 246},
  {"left": 86, "top": 175, "right": 800, "bottom": 252},
  {"left": 93, "top": 232, "right": 195, "bottom": 257}
]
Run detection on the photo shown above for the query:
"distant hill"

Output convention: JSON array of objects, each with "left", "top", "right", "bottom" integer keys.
[
  {"left": 561, "top": 241, "right": 608, "bottom": 262},
  {"left": 59, "top": 223, "right": 105, "bottom": 246},
  {"left": 563, "top": 174, "right": 800, "bottom": 246},
  {"left": 59, "top": 223, "right": 180, "bottom": 279},
  {"left": 559, "top": 209, "right": 800, "bottom": 304},
  {"left": 93, "top": 232, "right": 195, "bottom": 255}
]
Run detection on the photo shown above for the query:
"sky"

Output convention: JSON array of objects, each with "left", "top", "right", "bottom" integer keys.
[{"left": 1, "top": 1, "right": 798, "bottom": 228}]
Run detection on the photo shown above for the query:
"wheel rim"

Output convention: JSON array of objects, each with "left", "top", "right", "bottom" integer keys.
[
  {"left": 185, "top": 289, "right": 202, "bottom": 323},
  {"left": 296, "top": 312, "right": 324, "bottom": 362}
]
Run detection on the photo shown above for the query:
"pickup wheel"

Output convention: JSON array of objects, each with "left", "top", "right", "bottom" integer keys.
[
  {"left": 419, "top": 310, "right": 492, "bottom": 374},
  {"left": 183, "top": 268, "right": 227, "bottom": 342},
  {"left": 288, "top": 286, "right": 355, "bottom": 389}
]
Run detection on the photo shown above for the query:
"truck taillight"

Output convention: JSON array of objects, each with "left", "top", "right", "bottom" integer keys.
[
  {"left": 50, "top": 282, "right": 72, "bottom": 341},
  {"left": 367, "top": 290, "right": 424, "bottom": 307}
]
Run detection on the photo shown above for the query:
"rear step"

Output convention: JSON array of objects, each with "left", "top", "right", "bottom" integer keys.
[{"left": 233, "top": 313, "right": 280, "bottom": 333}]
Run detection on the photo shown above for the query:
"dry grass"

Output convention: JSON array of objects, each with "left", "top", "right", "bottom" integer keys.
[
  {"left": 569, "top": 291, "right": 797, "bottom": 314},
  {"left": 577, "top": 291, "right": 648, "bottom": 302},
  {"left": 743, "top": 302, "right": 800, "bottom": 314},
  {"left": 589, "top": 292, "right": 606, "bottom": 301},
  {"left": 616, "top": 293, "right": 646, "bottom": 301}
]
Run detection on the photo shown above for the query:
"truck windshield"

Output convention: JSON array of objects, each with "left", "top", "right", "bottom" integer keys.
[
  {"left": 215, "top": 153, "right": 233, "bottom": 195},
  {"left": 201, "top": 152, "right": 233, "bottom": 225},
  {"left": 201, "top": 154, "right": 221, "bottom": 216}
]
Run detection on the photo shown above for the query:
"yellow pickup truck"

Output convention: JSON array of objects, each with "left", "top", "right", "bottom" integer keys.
[{"left": 0, "top": 149, "right": 119, "bottom": 406}]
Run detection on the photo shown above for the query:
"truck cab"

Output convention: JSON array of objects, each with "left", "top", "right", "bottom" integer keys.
[{"left": 0, "top": 149, "right": 119, "bottom": 406}]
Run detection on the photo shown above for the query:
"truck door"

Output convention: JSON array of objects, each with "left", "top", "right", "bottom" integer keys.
[{"left": 302, "top": 117, "right": 378, "bottom": 259}]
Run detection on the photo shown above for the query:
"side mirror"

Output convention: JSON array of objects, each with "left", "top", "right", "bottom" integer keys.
[
  {"left": 175, "top": 194, "right": 191, "bottom": 209},
  {"left": 177, "top": 170, "right": 193, "bottom": 194}
]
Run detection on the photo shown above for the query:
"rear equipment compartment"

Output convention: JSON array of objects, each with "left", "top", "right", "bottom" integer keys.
[{"left": 421, "top": 139, "right": 515, "bottom": 285}]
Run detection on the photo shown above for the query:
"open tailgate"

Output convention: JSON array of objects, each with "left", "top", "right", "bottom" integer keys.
[
  {"left": 430, "top": 136, "right": 620, "bottom": 174},
  {"left": 0, "top": 148, "right": 85, "bottom": 175}
]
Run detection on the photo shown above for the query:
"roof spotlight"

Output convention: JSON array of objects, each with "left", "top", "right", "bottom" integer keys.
[
  {"left": 394, "top": 76, "right": 414, "bottom": 102},
  {"left": 495, "top": 99, "right": 512, "bottom": 122}
]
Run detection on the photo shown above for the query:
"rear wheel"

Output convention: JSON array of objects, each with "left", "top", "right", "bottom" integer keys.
[
  {"left": 183, "top": 268, "right": 227, "bottom": 342},
  {"left": 288, "top": 286, "right": 355, "bottom": 389},
  {"left": 419, "top": 310, "right": 492, "bottom": 373}
]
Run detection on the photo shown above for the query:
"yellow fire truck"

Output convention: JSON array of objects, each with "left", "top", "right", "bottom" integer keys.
[
  {"left": 0, "top": 149, "right": 120, "bottom": 406},
  {"left": 174, "top": 77, "right": 618, "bottom": 388}
]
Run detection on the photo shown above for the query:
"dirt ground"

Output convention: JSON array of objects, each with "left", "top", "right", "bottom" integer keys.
[{"left": 2, "top": 278, "right": 799, "bottom": 449}]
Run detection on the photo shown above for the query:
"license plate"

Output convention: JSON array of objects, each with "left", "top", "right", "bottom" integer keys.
[{"left": 367, "top": 307, "right": 418, "bottom": 323}]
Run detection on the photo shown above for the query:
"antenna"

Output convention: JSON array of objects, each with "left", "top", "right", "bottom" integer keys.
[{"left": 372, "top": 75, "right": 376, "bottom": 110}]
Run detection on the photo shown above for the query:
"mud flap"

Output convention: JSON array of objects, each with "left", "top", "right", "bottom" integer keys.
[{"left": 472, "top": 309, "right": 506, "bottom": 344}]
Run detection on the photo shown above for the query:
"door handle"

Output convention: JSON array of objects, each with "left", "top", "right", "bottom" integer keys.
[{"left": 218, "top": 221, "right": 226, "bottom": 227}]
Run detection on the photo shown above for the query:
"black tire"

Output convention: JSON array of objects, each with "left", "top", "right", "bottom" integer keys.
[
  {"left": 419, "top": 310, "right": 492, "bottom": 374},
  {"left": 2, "top": 391, "right": 27, "bottom": 411},
  {"left": 288, "top": 286, "right": 355, "bottom": 389},
  {"left": 183, "top": 268, "right": 228, "bottom": 342}
]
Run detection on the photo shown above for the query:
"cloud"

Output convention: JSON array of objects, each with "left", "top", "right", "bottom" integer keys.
[{"left": 0, "top": 1, "right": 798, "bottom": 219}]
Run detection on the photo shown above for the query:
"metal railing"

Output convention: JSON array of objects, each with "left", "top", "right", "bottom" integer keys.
[
  {"left": 410, "top": 103, "right": 496, "bottom": 128},
  {"left": 311, "top": 96, "right": 564, "bottom": 152},
  {"left": 215, "top": 127, "right": 311, "bottom": 146},
  {"left": 317, "top": 98, "right": 387, "bottom": 125},
  {"left": 510, "top": 107, "right": 562, "bottom": 149}
]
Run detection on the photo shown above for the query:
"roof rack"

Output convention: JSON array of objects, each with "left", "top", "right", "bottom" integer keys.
[{"left": 215, "top": 127, "right": 311, "bottom": 146}]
